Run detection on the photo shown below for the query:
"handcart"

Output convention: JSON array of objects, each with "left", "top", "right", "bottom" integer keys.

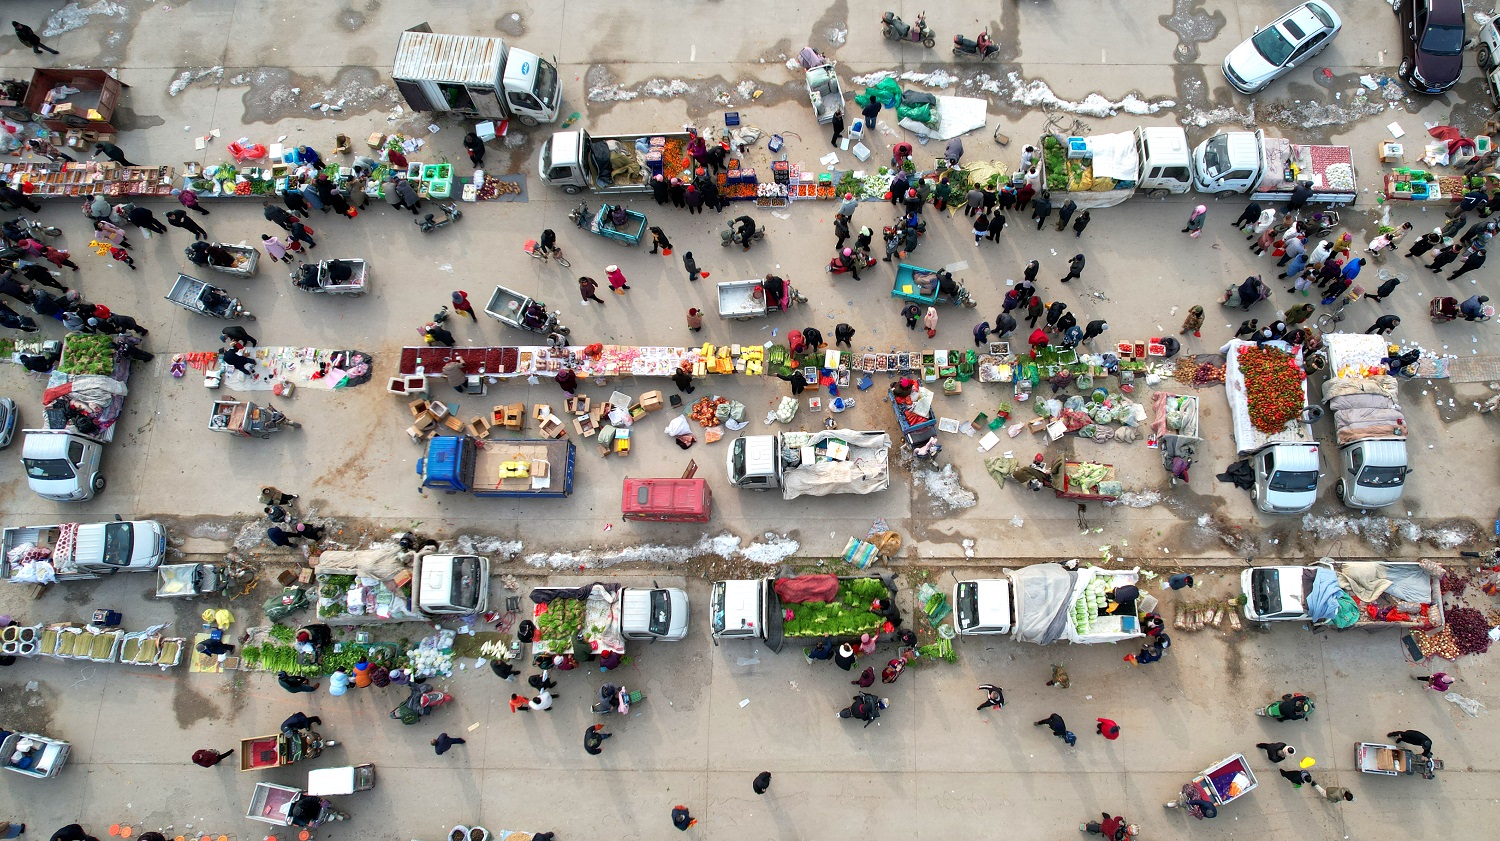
[
  {"left": 306, "top": 764, "right": 376, "bottom": 796},
  {"left": 1, "top": 730, "right": 70, "bottom": 778},
  {"left": 1165, "top": 753, "right": 1259, "bottom": 818},
  {"left": 165, "top": 274, "right": 254, "bottom": 320},
  {"left": 239, "top": 728, "right": 335, "bottom": 771},
  {"left": 291, "top": 259, "right": 368, "bottom": 296},
  {"left": 187, "top": 242, "right": 259, "bottom": 277},
  {"left": 805, "top": 62, "right": 845, "bottom": 124},
  {"left": 716, "top": 278, "right": 804, "bottom": 320},
  {"left": 1357, "top": 741, "right": 1442, "bottom": 780},
  {"left": 208, "top": 398, "right": 300, "bottom": 438},
  {"left": 587, "top": 205, "right": 647, "bottom": 246},
  {"left": 1051, "top": 459, "right": 1120, "bottom": 501},
  {"left": 484, "top": 284, "right": 570, "bottom": 336},
  {"left": 891, "top": 263, "right": 976, "bottom": 308}
]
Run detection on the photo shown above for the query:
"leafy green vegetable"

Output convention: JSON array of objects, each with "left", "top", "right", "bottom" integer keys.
[
  {"left": 535, "top": 599, "right": 584, "bottom": 643},
  {"left": 781, "top": 578, "right": 890, "bottom": 638},
  {"left": 268, "top": 624, "right": 296, "bottom": 642}
]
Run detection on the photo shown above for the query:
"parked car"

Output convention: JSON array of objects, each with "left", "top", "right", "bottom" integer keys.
[
  {"left": 1397, "top": 0, "right": 1465, "bottom": 94},
  {"left": 0, "top": 398, "right": 15, "bottom": 449},
  {"left": 1222, "top": 2, "right": 1343, "bottom": 94}
]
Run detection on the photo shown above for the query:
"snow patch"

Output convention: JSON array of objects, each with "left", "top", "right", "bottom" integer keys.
[
  {"left": 1108, "top": 490, "right": 1163, "bottom": 508},
  {"left": 899, "top": 69, "right": 959, "bottom": 89},
  {"left": 589, "top": 78, "right": 695, "bottom": 103},
  {"left": 1008, "top": 74, "right": 1173, "bottom": 117},
  {"left": 1300, "top": 514, "right": 1477, "bottom": 551},
  {"left": 168, "top": 67, "right": 224, "bottom": 97},
  {"left": 917, "top": 464, "right": 977, "bottom": 511},
  {"left": 455, "top": 536, "right": 523, "bottom": 557},
  {"left": 43, "top": 1, "right": 125, "bottom": 37},
  {"left": 524, "top": 531, "right": 800, "bottom": 570},
  {"left": 851, "top": 71, "right": 896, "bottom": 87},
  {"left": 736, "top": 80, "right": 757, "bottom": 100}
]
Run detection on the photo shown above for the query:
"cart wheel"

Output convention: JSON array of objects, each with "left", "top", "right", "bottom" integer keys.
[
  {"left": 618, "top": 239, "right": 631, "bottom": 247},
  {"left": 736, "top": 316, "right": 752, "bottom": 322},
  {"left": 291, "top": 422, "right": 302, "bottom": 429},
  {"left": 243, "top": 313, "right": 257, "bottom": 321},
  {"left": 259, "top": 433, "right": 271, "bottom": 439},
  {"left": 1, "top": 107, "right": 32, "bottom": 123},
  {"left": 922, "top": 37, "right": 936, "bottom": 48}
]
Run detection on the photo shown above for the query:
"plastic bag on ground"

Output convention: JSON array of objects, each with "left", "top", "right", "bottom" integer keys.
[
  {"left": 1446, "top": 691, "right": 1486, "bottom": 718},
  {"left": 664, "top": 415, "right": 691, "bottom": 437}
]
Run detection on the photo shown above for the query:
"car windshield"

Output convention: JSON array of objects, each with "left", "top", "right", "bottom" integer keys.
[
  {"left": 22, "top": 458, "right": 74, "bottom": 481},
  {"left": 1269, "top": 470, "right": 1319, "bottom": 492},
  {"left": 1421, "top": 24, "right": 1465, "bottom": 56},
  {"left": 1357, "top": 466, "right": 1407, "bottom": 487},
  {"left": 1251, "top": 570, "right": 1281, "bottom": 616},
  {"left": 1200, "top": 136, "right": 1232, "bottom": 178},
  {"left": 534, "top": 58, "right": 559, "bottom": 110},
  {"left": 729, "top": 439, "right": 746, "bottom": 483},
  {"left": 101, "top": 522, "right": 134, "bottom": 566},
  {"left": 1251, "top": 26, "right": 1296, "bottom": 66},
  {"left": 710, "top": 582, "right": 726, "bottom": 633},
  {"left": 648, "top": 589, "right": 672, "bottom": 636},
  {"left": 450, "top": 556, "right": 480, "bottom": 609},
  {"left": 956, "top": 582, "right": 978, "bottom": 631}
]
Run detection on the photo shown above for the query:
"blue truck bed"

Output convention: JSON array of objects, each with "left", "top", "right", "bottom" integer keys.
[
  {"left": 890, "top": 398, "right": 936, "bottom": 445},
  {"left": 418, "top": 436, "right": 575, "bottom": 498}
]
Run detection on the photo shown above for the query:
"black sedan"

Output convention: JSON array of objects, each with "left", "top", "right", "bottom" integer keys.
[{"left": 1397, "top": 0, "right": 1465, "bottom": 93}]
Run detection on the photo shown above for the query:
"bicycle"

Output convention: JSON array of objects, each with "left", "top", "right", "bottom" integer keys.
[
  {"left": 1316, "top": 285, "right": 1364, "bottom": 330},
  {"left": 526, "top": 241, "right": 571, "bottom": 267}
]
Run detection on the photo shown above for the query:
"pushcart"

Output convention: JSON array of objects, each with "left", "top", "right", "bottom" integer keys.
[
  {"left": 306, "top": 764, "right": 376, "bottom": 796},
  {"left": 1356, "top": 742, "right": 1442, "bottom": 780},
  {"left": 890, "top": 263, "right": 976, "bottom": 307},
  {"left": 1165, "top": 753, "right": 1258, "bottom": 818},
  {"left": 587, "top": 205, "right": 647, "bottom": 246},
  {"left": 188, "top": 242, "right": 259, "bottom": 278},
  {"left": 716, "top": 278, "right": 804, "bottom": 320},
  {"left": 208, "top": 398, "right": 300, "bottom": 438},
  {"left": 239, "top": 728, "right": 336, "bottom": 771},
  {"left": 1, "top": 730, "right": 70, "bottom": 778},
  {"left": 166, "top": 274, "right": 254, "bottom": 320},
  {"left": 155, "top": 562, "right": 224, "bottom": 598},
  {"left": 805, "top": 62, "right": 845, "bottom": 124},
  {"left": 484, "top": 284, "right": 570, "bottom": 336},
  {"left": 1051, "top": 459, "right": 1119, "bottom": 501},
  {"left": 291, "top": 259, "right": 368, "bottom": 296}
]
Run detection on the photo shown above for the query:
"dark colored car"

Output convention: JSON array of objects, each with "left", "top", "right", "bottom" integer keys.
[{"left": 1397, "top": 0, "right": 1465, "bottom": 93}]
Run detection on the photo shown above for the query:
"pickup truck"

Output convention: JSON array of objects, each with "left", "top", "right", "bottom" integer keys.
[
  {"left": 1192, "top": 129, "right": 1356, "bottom": 204},
  {"left": 538, "top": 129, "right": 693, "bottom": 195},
  {"left": 1241, "top": 561, "right": 1444, "bottom": 629},
  {"left": 710, "top": 574, "right": 897, "bottom": 651},
  {"left": 529, "top": 582, "right": 690, "bottom": 656},
  {"left": 953, "top": 565, "right": 1145, "bottom": 645},
  {"left": 21, "top": 338, "right": 132, "bottom": 501},
  {"left": 1222, "top": 339, "right": 1320, "bottom": 514},
  {"left": 1320, "top": 333, "right": 1410, "bottom": 509},
  {"left": 2, "top": 520, "right": 167, "bottom": 584},
  {"left": 726, "top": 430, "right": 890, "bottom": 498},
  {"left": 418, "top": 436, "right": 575, "bottom": 498},
  {"left": 413, "top": 553, "right": 489, "bottom": 616},
  {"left": 1038, "top": 127, "right": 1193, "bottom": 209}
]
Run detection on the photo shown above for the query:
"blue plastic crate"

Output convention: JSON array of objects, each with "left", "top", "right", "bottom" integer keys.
[{"left": 724, "top": 112, "right": 741, "bottom": 126}]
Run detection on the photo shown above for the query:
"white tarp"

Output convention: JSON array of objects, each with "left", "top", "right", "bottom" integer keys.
[
  {"left": 781, "top": 429, "right": 891, "bottom": 499},
  {"left": 1085, "top": 132, "right": 1139, "bottom": 182},
  {"left": 1009, "top": 563, "right": 1076, "bottom": 645},
  {"left": 896, "top": 95, "right": 987, "bottom": 141}
]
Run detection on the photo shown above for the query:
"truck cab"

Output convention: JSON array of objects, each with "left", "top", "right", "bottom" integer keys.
[
  {"left": 727, "top": 435, "right": 782, "bottom": 490},
  {"left": 1336, "top": 439, "right": 1409, "bottom": 509},
  {"left": 621, "top": 587, "right": 690, "bottom": 641},
  {"left": 539, "top": 130, "right": 596, "bottom": 194},
  {"left": 953, "top": 579, "right": 1014, "bottom": 636},
  {"left": 1241, "top": 565, "right": 1315, "bottom": 621},
  {"left": 710, "top": 579, "right": 780, "bottom": 648},
  {"left": 1135, "top": 126, "right": 1193, "bottom": 197},
  {"left": 1192, "top": 130, "right": 1263, "bottom": 196},
  {"left": 1251, "top": 443, "right": 1319, "bottom": 513},
  {"left": 21, "top": 430, "right": 105, "bottom": 501},
  {"left": 1478, "top": 20, "right": 1500, "bottom": 108},
  {"left": 412, "top": 554, "right": 489, "bottom": 616}
]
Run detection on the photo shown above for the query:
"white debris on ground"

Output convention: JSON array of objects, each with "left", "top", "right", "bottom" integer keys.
[
  {"left": 455, "top": 536, "right": 524, "bottom": 557},
  {"left": 43, "top": 0, "right": 125, "bottom": 37},
  {"left": 524, "top": 532, "right": 800, "bottom": 569},
  {"left": 589, "top": 77, "right": 696, "bottom": 103},
  {"left": 826, "top": 26, "right": 848, "bottom": 45},
  {"left": 917, "top": 464, "right": 978, "bottom": 511},
  {"left": 900, "top": 69, "right": 960, "bottom": 89},
  {"left": 1108, "top": 490, "right": 1163, "bottom": 508},
  {"left": 1301, "top": 514, "right": 1477, "bottom": 551},
  {"left": 168, "top": 67, "right": 225, "bottom": 97},
  {"left": 1008, "top": 74, "right": 1174, "bottom": 117},
  {"left": 851, "top": 71, "right": 896, "bottom": 87}
]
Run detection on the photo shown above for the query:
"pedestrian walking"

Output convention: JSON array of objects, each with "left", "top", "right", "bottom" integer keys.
[
  {"left": 833, "top": 214, "right": 850, "bottom": 249},
  {"left": 1180, "top": 305, "right": 1205, "bottom": 337},
  {"left": 1449, "top": 247, "right": 1486, "bottom": 280},
  {"left": 972, "top": 212, "right": 990, "bottom": 246},
  {"left": 832, "top": 642, "right": 857, "bottom": 671},
  {"left": 263, "top": 202, "right": 295, "bottom": 231},
  {"left": 93, "top": 142, "right": 137, "bottom": 167},
  {"left": 191, "top": 748, "right": 234, "bottom": 767},
  {"left": 41, "top": 246, "right": 79, "bottom": 272},
  {"left": 126, "top": 205, "right": 167, "bottom": 234},
  {"left": 577, "top": 275, "right": 606, "bottom": 306},
  {"left": 1080, "top": 813, "right": 1137, "bottom": 839},
  {"left": 1096, "top": 718, "right": 1121, "bottom": 740},
  {"left": 671, "top": 365, "right": 696, "bottom": 395},
  {"left": 165, "top": 209, "right": 207, "bottom": 240},
  {"left": 49, "top": 828, "right": 97, "bottom": 841},
  {"left": 555, "top": 368, "right": 579, "bottom": 397},
  {"left": 686, "top": 307, "right": 703, "bottom": 332},
  {"left": 1055, "top": 199, "right": 1078, "bottom": 232},
  {"left": 0, "top": 183, "right": 40, "bottom": 213},
  {"left": 1179, "top": 204, "right": 1207, "bottom": 237},
  {"left": 830, "top": 108, "right": 845, "bottom": 144},
  {"left": 431, "top": 733, "right": 466, "bottom": 755},
  {"left": 835, "top": 322, "right": 855, "bottom": 347},
  {"left": 1061, "top": 253, "right": 1085, "bottom": 283},
  {"left": 901, "top": 302, "right": 922, "bottom": 329},
  {"left": 1034, "top": 713, "right": 1076, "bottom": 745},
  {"left": 174, "top": 187, "right": 210, "bottom": 216},
  {"left": 1313, "top": 784, "right": 1354, "bottom": 803},
  {"left": 1407, "top": 228, "right": 1444, "bottom": 259},
  {"left": 1278, "top": 768, "right": 1313, "bottom": 789},
  {"left": 671, "top": 806, "right": 697, "bottom": 832},
  {"left": 288, "top": 219, "right": 316, "bottom": 249},
  {"left": 1362, "top": 275, "right": 1401, "bottom": 302},
  {"left": 861, "top": 98, "right": 881, "bottom": 131},
  {"left": 964, "top": 186, "right": 985, "bottom": 218},
  {"left": 1046, "top": 664, "right": 1070, "bottom": 688},
  {"left": 13, "top": 20, "right": 58, "bottom": 54},
  {"left": 1044, "top": 300, "right": 1068, "bottom": 332},
  {"left": 1068, "top": 210, "right": 1091, "bottom": 238},
  {"left": 463, "top": 132, "right": 485, "bottom": 167},
  {"left": 649, "top": 225, "right": 673, "bottom": 255},
  {"left": 1031, "top": 191, "right": 1053, "bottom": 230},
  {"left": 922, "top": 306, "right": 938, "bottom": 338},
  {"left": 753, "top": 771, "right": 773, "bottom": 794},
  {"left": 1388, "top": 729, "right": 1434, "bottom": 757},
  {"left": 1278, "top": 233, "right": 1307, "bottom": 266},
  {"left": 1231, "top": 202, "right": 1262, "bottom": 231},
  {"left": 584, "top": 724, "right": 611, "bottom": 755},
  {"left": 1427, "top": 243, "right": 1463, "bottom": 273},
  {"left": 976, "top": 684, "right": 1005, "bottom": 711},
  {"left": 1083, "top": 319, "right": 1109, "bottom": 343},
  {"left": 1413, "top": 672, "right": 1454, "bottom": 691},
  {"left": 1366, "top": 314, "right": 1401, "bottom": 335},
  {"left": 1257, "top": 742, "right": 1296, "bottom": 762},
  {"left": 445, "top": 290, "right": 476, "bottom": 322},
  {"left": 605, "top": 264, "right": 630, "bottom": 294},
  {"left": 258, "top": 234, "right": 293, "bottom": 264},
  {"left": 277, "top": 671, "right": 319, "bottom": 693},
  {"left": 987, "top": 211, "right": 1007, "bottom": 242}
]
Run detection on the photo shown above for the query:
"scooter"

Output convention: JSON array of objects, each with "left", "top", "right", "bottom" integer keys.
[
  {"left": 721, "top": 220, "right": 766, "bottom": 248},
  {"left": 568, "top": 200, "right": 592, "bottom": 229},
  {"left": 881, "top": 11, "right": 936, "bottom": 48},
  {"left": 827, "top": 249, "right": 876, "bottom": 275},
  {"left": 415, "top": 201, "right": 461, "bottom": 233},
  {"left": 1255, "top": 692, "right": 1314, "bottom": 722},
  {"left": 838, "top": 693, "right": 888, "bottom": 728},
  {"left": 953, "top": 31, "right": 999, "bottom": 60},
  {"left": 592, "top": 683, "right": 645, "bottom": 715}
]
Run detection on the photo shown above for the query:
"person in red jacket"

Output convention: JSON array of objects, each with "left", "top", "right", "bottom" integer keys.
[
  {"left": 1096, "top": 718, "right": 1121, "bottom": 740},
  {"left": 1082, "top": 813, "right": 1137, "bottom": 839}
]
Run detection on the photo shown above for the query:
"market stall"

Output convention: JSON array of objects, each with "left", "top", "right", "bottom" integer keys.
[{"left": 21, "top": 69, "right": 128, "bottom": 134}]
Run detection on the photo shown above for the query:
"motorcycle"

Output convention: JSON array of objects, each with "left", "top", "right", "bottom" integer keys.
[
  {"left": 289, "top": 795, "right": 349, "bottom": 827},
  {"left": 389, "top": 682, "right": 452, "bottom": 724},
  {"left": 7, "top": 216, "right": 61, "bottom": 239},
  {"left": 827, "top": 249, "right": 876, "bottom": 275},
  {"left": 1295, "top": 210, "right": 1339, "bottom": 239},
  {"left": 1255, "top": 692, "right": 1314, "bottom": 722},
  {"left": 838, "top": 693, "right": 888, "bottom": 728},
  {"left": 721, "top": 220, "right": 766, "bottom": 248},
  {"left": 881, "top": 11, "right": 936, "bottom": 48},
  {"left": 953, "top": 31, "right": 999, "bottom": 60},
  {"left": 415, "top": 201, "right": 461, "bottom": 233},
  {"left": 592, "top": 683, "right": 645, "bottom": 715},
  {"left": 568, "top": 200, "right": 592, "bottom": 229}
]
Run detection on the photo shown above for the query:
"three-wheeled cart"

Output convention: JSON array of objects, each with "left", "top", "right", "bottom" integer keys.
[
  {"left": 209, "top": 398, "right": 300, "bottom": 438},
  {"left": 306, "top": 764, "right": 376, "bottom": 796},
  {"left": 890, "top": 263, "right": 976, "bottom": 308},
  {"left": 1357, "top": 742, "right": 1442, "bottom": 780},
  {"left": 16, "top": 68, "right": 128, "bottom": 133},
  {"left": 239, "top": 728, "right": 335, "bottom": 771},
  {"left": 1165, "top": 753, "right": 1258, "bottom": 818},
  {"left": 805, "top": 62, "right": 845, "bottom": 124},
  {"left": 246, "top": 782, "right": 301, "bottom": 825},
  {"left": 191, "top": 242, "right": 259, "bottom": 278},
  {"left": 166, "top": 274, "right": 254, "bottom": 320},
  {"left": 716, "top": 278, "right": 804, "bottom": 320},
  {"left": 1051, "top": 459, "right": 1120, "bottom": 501},
  {"left": 155, "top": 562, "right": 224, "bottom": 598},
  {"left": 292, "top": 259, "right": 368, "bottom": 296},
  {"left": 1, "top": 730, "right": 70, "bottom": 778},
  {"left": 587, "top": 205, "right": 647, "bottom": 246},
  {"left": 484, "top": 285, "right": 570, "bottom": 336}
]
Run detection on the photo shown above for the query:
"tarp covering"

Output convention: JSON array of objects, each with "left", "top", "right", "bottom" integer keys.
[
  {"left": 315, "top": 548, "right": 408, "bottom": 581},
  {"left": 1010, "top": 563, "right": 1077, "bottom": 645},
  {"left": 781, "top": 429, "right": 892, "bottom": 500},
  {"left": 774, "top": 575, "right": 840, "bottom": 604},
  {"left": 1307, "top": 566, "right": 1343, "bottom": 621},
  {"left": 1084, "top": 132, "right": 1139, "bottom": 182}
]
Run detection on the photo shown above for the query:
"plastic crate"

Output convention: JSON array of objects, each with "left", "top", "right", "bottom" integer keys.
[{"left": 724, "top": 112, "right": 741, "bottom": 126}]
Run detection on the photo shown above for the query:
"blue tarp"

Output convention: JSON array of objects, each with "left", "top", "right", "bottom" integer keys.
[{"left": 1307, "top": 567, "right": 1343, "bottom": 622}]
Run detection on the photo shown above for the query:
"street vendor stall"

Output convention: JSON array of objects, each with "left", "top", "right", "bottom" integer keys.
[
  {"left": 239, "top": 728, "right": 335, "bottom": 772},
  {"left": 208, "top": 398, "right": 300, "bottom": 438},
  {"left": 20, "top": 68, "right": 128, "bottom": 134},
  {"left": 1166, "top": 753, "right": 1259, "bottom": 818}
]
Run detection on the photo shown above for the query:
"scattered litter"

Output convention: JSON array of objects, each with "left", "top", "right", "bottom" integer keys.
[
  {"left": 736, "top": 656, "right": 761, "bottom": 666},
  {"left": 739, "top": 698, "right": 751, "bottom": 708}
]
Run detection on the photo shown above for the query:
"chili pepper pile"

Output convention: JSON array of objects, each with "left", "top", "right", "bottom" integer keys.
[{"left": 1238, "top": 345, "right": 1306, "bottom": 433}]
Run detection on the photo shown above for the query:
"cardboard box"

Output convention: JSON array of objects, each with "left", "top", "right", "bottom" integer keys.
[
  {"left": 366, "top": 132, "right": 386, "bottom": 149},
  {"left": 574, "top": 415, "right": 598, "bottom": 436},
  {"left": 501, "top": 403, "right": 524, "bottom": 431},
  {"left": 1027, "top": 417, "right": 1048, "bottom": 433},
  {"left": 412, "top": 412, "right": 435, "bottom": 431},
  {"left": 443, "top": 415, "right": 464, "bottom": 432},
  {"left": 538, "top": 415, "right": 566, "bottom": 438},
  {"left": 466, "top": 416, "right": 492, "bottom": 438},
  {"left": 640, "top": 390, "right": 664, "bottom": 411},
  {"left": 565, "top": 395, "right": 591, "bottom": 414},
  {"left": 532, "top": 403, "right": 551, "bottom": 422},
  {"left": 408, "top": 398, "right": 429, "bottom": 418},
  {"left": 530, "top": 459, "right": 550, "bottom": 478},
  {"left": 406, "top": 424, "right": 432, "bottom": 442},
  {"left": 597, "top": 442, "right": 613, "bottom": 458}
]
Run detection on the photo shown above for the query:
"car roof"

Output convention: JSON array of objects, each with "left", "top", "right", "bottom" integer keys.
[
  {"left": 1280, "top": 4, "right": 1331, "bottom": 43},
  {"left": 1426, "top": 0, "right": 1463, "bottom": 26}
]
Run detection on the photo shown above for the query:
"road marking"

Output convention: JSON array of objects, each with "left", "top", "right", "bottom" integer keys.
[
  {"left": 1101, "top": 49, "right": 1107, "bottom": 64},
  {"left": 691, "top": 45, "right": 697, "bottom": 62}
]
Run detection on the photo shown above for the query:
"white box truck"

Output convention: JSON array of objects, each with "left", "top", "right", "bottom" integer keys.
[
  {"left": 953, "top": 565, "right": 1145, "bottom": 645},
  {"left": 726, "top": 430, "right": 891, "bottom": 498},
  {"left": 392, "top": 25, "right": 560, "bottom": 126},
  {"left": 2, "top": 519, "right": 167, "bottom": 584},
  {"left": 1320, "top": 333, "right": 1410, "bottom": 509}
]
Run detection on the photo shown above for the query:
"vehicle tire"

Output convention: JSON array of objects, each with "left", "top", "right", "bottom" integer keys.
[
  {"left": 1399, "top": 58, "right": 1411, "bottom": 81},
  {"left": 518, "top": 115, "right": 539, "bottom": 127},
  {"left": 1335, "top": 479, "right": 1346, "bottom": 502},
  {"left": 259, "top": 433, "right": 271, "bottom": 439},
  {"left": 1148, "top": 188, "right": 1171, "bottom": 199},
  {"left": 244, "top": 313, "right": 257, "bottom": 321},
  {"left": 1482, "top": 45, "right": 1494, "bottom": 71},
  {"left": 736, "top": 316, "right": 752, "bottom": 322},
  {"left": 92, "top": 475, "right": 106, "bottom": 493},
  {"left": 922, "top": 37, "right": 936, "bottom": 49},
  {"left": 1217, "top": 190, "right": 1237, "bottom": 199},
  {"left": 882, "top": 25, "right": 896, "bottom": 40},
  {"left": 1, "top": 107, "right": 32, "bottom": 123},
  {"left": 563, "top": 185, "right": 581, "bottom": 195},
  {"left": 291, "top": 422, "right": 302, "bottom": 429}
]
